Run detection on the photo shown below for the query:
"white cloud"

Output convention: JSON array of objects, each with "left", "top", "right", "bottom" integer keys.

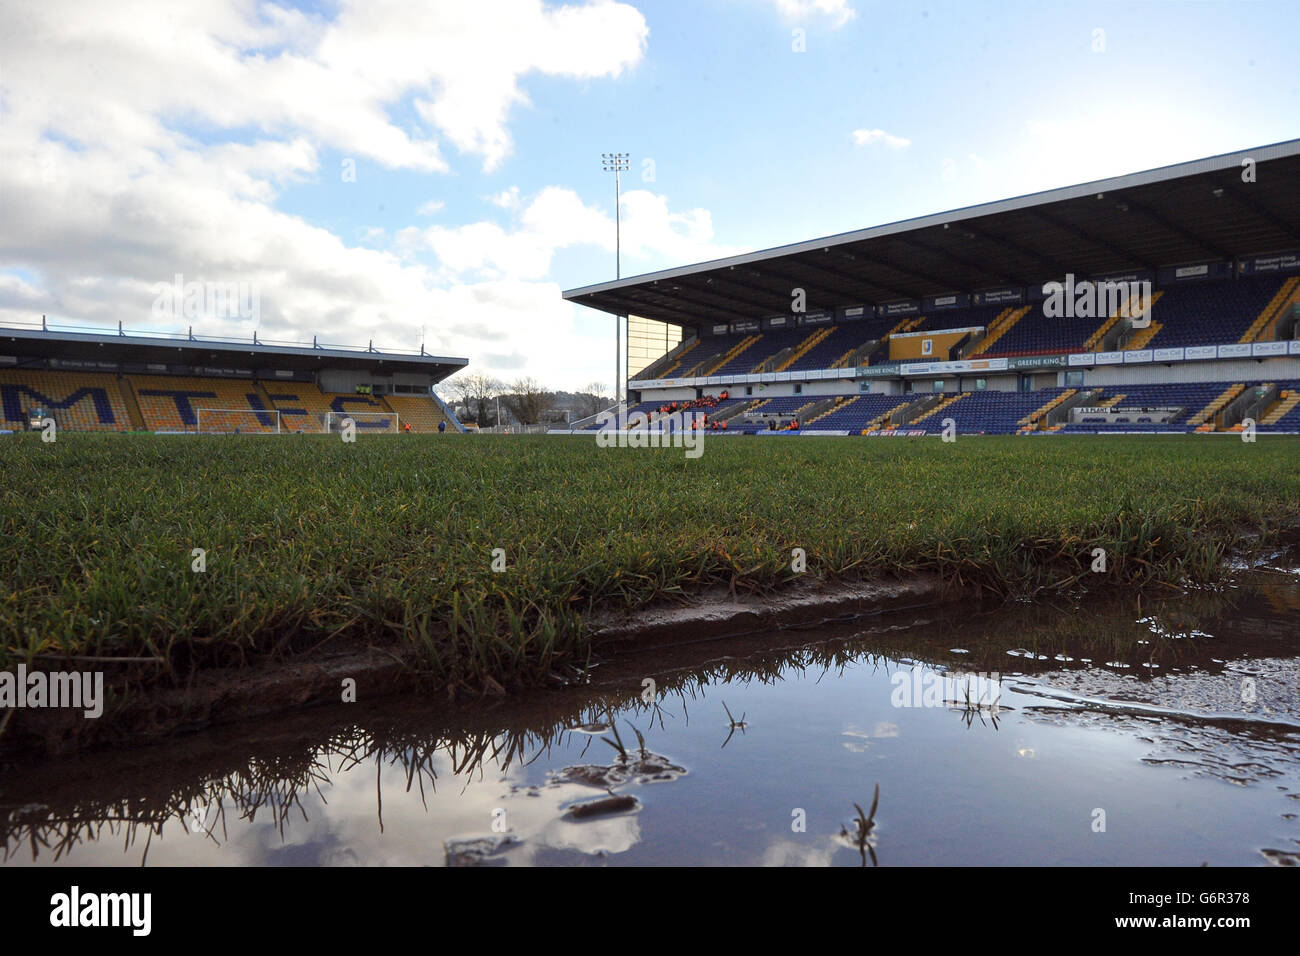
[
  {"left": 0, "top": 0, "right": 649, "bottom": 174},
  {"left": 771, "top": 0, "right": 856, "bottom": 29},
  {"left": 487, "top": 187, "right": 522, "bottom": 209},
  {"left": 410, "top": 186, "right": 743, "bottom": 283},
  {"left": 0, "top": 0, "right": 675, "bottom": 390},
  {"left": 852, "top": 128, "right": 911, "bottom": 149}
]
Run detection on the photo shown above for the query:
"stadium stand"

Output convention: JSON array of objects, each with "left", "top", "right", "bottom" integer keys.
[
  {"left": 908, "top": 388, "right": 1070, "bottom": 435},
  {"left": 1138, "top": 276, "right": 1286, "bottom": 350},
  {"left": 260, "top": 382, "right": 335, "bottom": 432},
  {"left": 802, "top": 393, "right": 912, "bottom": 432},
  {"left": 0, "top": 322, "right": 467, "bottom": 437},
  {"left": 0, "top": 369, "right": 131, "bottom": 431},
  {"left": 385, "top": 393, "right": 457, "bottom": 432},
  {"left": 129, "top": 375, "right": 278, "bottom": 432},
  {"left": 0, "top": 370, "right": 459, "bottom": 434}
]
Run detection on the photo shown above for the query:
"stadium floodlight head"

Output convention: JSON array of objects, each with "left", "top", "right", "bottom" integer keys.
[
  {"left": 602, "top": 151, "right": 630, "bottom": 404},
  {"left": 601, "top": 152, "right": 630, "bottom": 172}
]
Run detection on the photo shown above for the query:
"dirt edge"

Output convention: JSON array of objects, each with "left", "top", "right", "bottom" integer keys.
[{"left": 2, "top": 573, "right": 968, "bottom": 755}]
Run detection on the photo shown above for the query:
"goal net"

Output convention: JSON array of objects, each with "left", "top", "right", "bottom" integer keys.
[
  {"left": 324, "top": 410, "right": 399, "bottom": 434},
  {"left": 196, "top": 408, "right": 281, "bottom": 434}
]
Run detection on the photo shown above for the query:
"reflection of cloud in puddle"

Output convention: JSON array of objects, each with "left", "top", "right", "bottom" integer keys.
[
  {"left": 842, "top": 722, "right": 900, "bottom": 752},
  {"left": 534, "top": 813, "right": 641, "bottom": 856},
  {"left": 441, "top": 776, "right": 647, "bottom": 864},
  {"left": 761, "top": 837, "right": 836, "bottom": 867},
  {"left": 842, "top": 725, "right": 871, "bottom": 752}
]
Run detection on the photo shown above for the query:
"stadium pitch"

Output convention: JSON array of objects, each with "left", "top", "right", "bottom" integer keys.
[{"left": 2, "top": 431, "right": 1298, "bottom": 743}]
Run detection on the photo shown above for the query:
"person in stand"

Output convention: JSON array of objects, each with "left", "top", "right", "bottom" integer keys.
[
  {"left": 438, "top": 420, "right": 447, "bottom": 434},
  {"left": 403, "top": 422, "right": 412, "bottom": 433}
]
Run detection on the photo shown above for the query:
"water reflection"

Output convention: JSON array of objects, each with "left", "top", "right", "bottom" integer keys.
[{"left": 2, "top": 571, "right": 1299, "bottom": 866}]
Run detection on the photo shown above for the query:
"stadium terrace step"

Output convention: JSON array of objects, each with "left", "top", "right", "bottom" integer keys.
[
  {"left": 1017, "top": 388, "right": 1077, "bottom": 429},
  {"left": 955, "top": 307, "right": 1009, "bottom": 358},
  {"left": 1123, "top": 320, "right": 1163, "bottom": 350},
  {"left": 862, "top": 399, "right": 912, "bottom": 431},
  {"left": 712, "top": 333, "right": 763, "bottom": 374},
  {"left": 1262, "top": 389, "right": 1300, "bottom": 425},
  {"left": 713, "top": 398, "right": 764, "bottom": 423},
  {"left": 831, "top": 337, "right": 882, "bottom": 369},
  {"left": 803, "top": 395, "right": 855, "bottom": 426},
  {"left": 685, "top": 334, "right": 760, "bottom": 377},
  {"left": 910, "top": 391, "right": 968, "bottom": 425},
  {"left": 642, "top": 336, "right": 697, "bottom": 379},
  {"left": 1189, "top": 383, "right": 1246, "bottom": 427},
  {"left": 1240, "top": 277, "right": 1299, "bottom": 343},
  {"left": 1104, "top": 290, "right": 1164, "bottom": 351},
  {"left": 656, "top": 339, "right": 699, "bottom": 377},
  {"left": 772, "top": 326, "right": 834, "bottom": 372},
  {"left": 970, "top": 305, "right": 1031, "bottom": 356},
  {"left": 1223, "top": 382, "right": 1276, "bottom": 431},
  {"left": 1083, "top": 306, "right": 1127, "bottom": 352},
  {"left": 117, "top": 375, "right": 145, "bottom": 429}
]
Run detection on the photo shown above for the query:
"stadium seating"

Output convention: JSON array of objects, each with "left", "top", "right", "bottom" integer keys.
[
  {"left": 802, "top": 394, "right": 912, "bottom": 432},
  {"left": 260, "top": 382, "right": 335, "bottom": 432},
  {"left": 1259, "top": 387, "right": 1300, "bottom": 431},
  {"left": 1056, "top": 379, "right": 1300, "bottom": 433},
  {"left": 0, "top": 370, "right": 131, "bottom": 431},
  {"left": 384, "top": 393, "right": 456, "bottom": 432},
  {"left": 722, "top": 328, "right": 812, "bottom": 374},
  {"left": 1139, "top": 276, "right": 1285, "bottom": 350},
  {"left": 977, "top": 301, "right": 1110, "bottom": 358},
  {"left": 911, "top": 388, "right": 1070, "bottom": 435},
  {"left": 129, "top": 375, "right": 278, "bottom": 432}
]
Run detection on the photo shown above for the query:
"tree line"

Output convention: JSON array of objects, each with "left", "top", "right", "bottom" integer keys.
[{"left": 442, "top": 373, "right": 613, "bottom": 428}]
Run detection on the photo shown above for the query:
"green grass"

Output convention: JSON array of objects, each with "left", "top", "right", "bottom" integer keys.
[{"left": 1, "top": 432, "right": 1298, "bottom": 691}]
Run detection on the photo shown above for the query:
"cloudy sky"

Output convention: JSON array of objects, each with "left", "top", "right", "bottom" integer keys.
[{"left": 1, "top": 0, "right": 1297, "bottom": 391}]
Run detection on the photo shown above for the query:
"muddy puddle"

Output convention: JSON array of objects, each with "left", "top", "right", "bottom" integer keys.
[{"left": 2, "top": 558, "right": 1299, "bottom": 866}]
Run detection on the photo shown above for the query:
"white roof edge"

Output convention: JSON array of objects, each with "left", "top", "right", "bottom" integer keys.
[{"left": 563, "top": 138, "right": 1300, "bottom": 299}]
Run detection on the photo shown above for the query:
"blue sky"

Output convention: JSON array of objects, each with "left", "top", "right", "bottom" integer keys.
[{"left": 1, "top": 0, "right": 1297, "bottom": 389}]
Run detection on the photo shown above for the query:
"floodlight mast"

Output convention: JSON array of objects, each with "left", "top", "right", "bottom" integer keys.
[{"left": 602, "top": 152, "right": 630, "bottom": 405}]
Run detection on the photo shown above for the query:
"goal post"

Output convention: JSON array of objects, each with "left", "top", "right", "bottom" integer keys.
[
  {"left": 324, "top": 410, "right": 399, "bottom": 434},
  {"left": 196, "top": 408, "right": 281, "bottom": 434}
]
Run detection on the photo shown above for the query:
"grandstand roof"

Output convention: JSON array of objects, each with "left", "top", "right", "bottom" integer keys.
[
  {"left": 563, "top": 139, "right": 1300, "bottom": 331},
  {"left": 0, "top": 324, "right": 467, "bottom": 380}
]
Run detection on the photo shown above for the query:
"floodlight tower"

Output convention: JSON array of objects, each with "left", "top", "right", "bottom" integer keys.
[{"left": 602, "top": 152, "right": 629, "bottom": 404}]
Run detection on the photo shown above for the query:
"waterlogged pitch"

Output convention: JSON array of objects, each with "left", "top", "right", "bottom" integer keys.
[{"left": 1, "top": 433, "right": 1298, "bottom": 690}]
